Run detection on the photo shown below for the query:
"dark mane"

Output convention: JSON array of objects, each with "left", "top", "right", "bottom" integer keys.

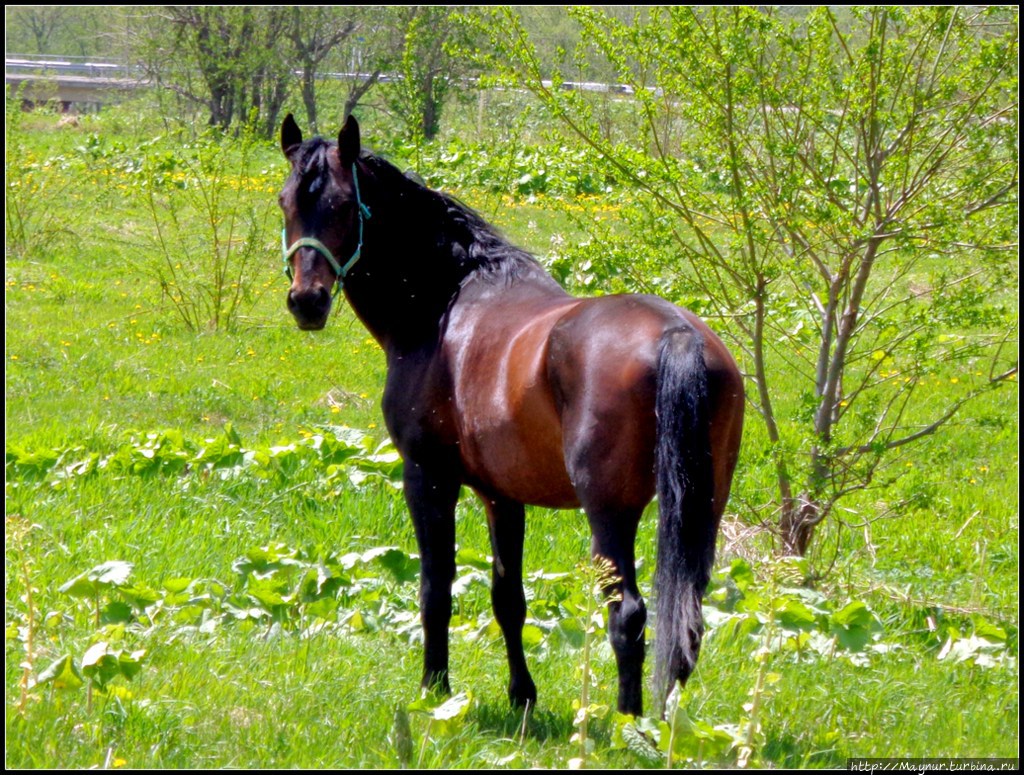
[{"left": 357, "top": 150, "right": 543, "bottom": 286}]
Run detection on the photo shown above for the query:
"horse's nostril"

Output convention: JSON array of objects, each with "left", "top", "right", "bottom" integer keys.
[
  {"left": 287, "top": 285, "right": 332, "bottom": 328},
  {"left": 289, "top": 286, "right": 328, "bottom": 308}
]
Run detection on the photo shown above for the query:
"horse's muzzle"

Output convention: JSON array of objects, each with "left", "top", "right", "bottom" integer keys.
[{"left": 287, "top": 286, "right": 332, "bottom": 330}]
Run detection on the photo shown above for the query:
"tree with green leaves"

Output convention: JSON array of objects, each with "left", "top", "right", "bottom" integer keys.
[
  {"left": 389, "top": 6, "right": 479, "bottom": 140},
  {"left": 336, "top": 9, "right": 412, "bottom": 121},
  {"left": 131, "top": 6, "right": 293, "bottom": 137},
  {"left": 7, "top": 6, "right": 89, "bottom": 56},
  {"left": 287, "top": 7, "right": 358, "bottom": 135},
  {"left": 483, "top": 6, "right": 1019, "bottom": 560}
]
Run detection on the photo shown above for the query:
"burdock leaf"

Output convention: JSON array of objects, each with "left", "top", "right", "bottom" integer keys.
[
  {"left": 59, "top": 561, "right": 134, "bottom": 597},
  {"left": 36, "top": 654, "right": 84, "bottom": 690}
]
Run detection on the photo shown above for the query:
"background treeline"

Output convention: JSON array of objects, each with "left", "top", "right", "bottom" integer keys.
[
  {"left": 4, "top": 5, "right": 877, "bottom": 139},
  {"left": 7, "top": 5, "right": 617, "bottom": 139}
]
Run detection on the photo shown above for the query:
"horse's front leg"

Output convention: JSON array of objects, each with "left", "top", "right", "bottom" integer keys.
[
  {"left": 404, "top": 458, "right": 461, "bottom": 694},
  {"left": 480, "top": 494, "right": 537, "bottom": 709}
]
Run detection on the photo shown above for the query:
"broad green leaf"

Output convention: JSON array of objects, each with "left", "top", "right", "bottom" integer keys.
[
  {"left": 408, "top": 691, "right": 475, "bottom": 736},
  {"left": 59, "top": 560, "right": 134, "bottom": 597},
  {"left": 101, "top": 601, "right": 133, "bottom": 624},
  {"left": 82, "top": 641, "right": 122, "bottom": 687},
  {"left": 162, "top": 577, "right": 194, "bottom": 593},
  {"left": 429, "top": 691, "right": 474, "bottom": 722},
  {"left": 36, "top": 654, "right": 84, "bottom": 690},
  {"left": 830, "top": 601, "right": 879, "bottom": 651},
  {"left": 376, "top": 548, "right": 420, "bottom": 583},
  {"left": 118, "top": 649, "right": 147, "bottom": 681},
  {"left": 727, "top": 558, "right": 755, "bottom": 592},
  {"left": 972, "top": 616, "right": 1008, "bottom": 643},
  {"left": 7, "top": 445, "right": 60, "bottom": 471},
  {"left": 452, "top": 570, "right": 488, "bottom": 596},
  {"left": 521, "top": 623, "right": 545, "bottom": 649},
  {"left": 774, "top": 596, "right": 817, "bottom": 630},
  {"left": 831, "top": 601, "right": 874, "bottom": 628},
  {"left": 455, "top": 547, "right": 492, "bottom": 570}
]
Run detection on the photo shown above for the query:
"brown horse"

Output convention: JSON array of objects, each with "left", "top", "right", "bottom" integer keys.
[{"left": 278, "top": 114, "right": 744, "bottom": 717}]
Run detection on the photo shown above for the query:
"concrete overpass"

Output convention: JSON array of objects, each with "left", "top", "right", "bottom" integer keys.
[{"left": 6, "top": 56, "right": 143, "bottom": 110}]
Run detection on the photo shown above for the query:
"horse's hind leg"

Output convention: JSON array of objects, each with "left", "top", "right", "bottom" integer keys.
[
  {"left": 586, "top": 508, "right": 647, "bottom": 717},
  {"left": 481, "top": 494, "right": 537, "bottom": 709}
]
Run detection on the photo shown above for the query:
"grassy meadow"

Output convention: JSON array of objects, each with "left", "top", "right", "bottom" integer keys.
[{"left": 5, "top": 97, "right": 1019, "bottom": 769}]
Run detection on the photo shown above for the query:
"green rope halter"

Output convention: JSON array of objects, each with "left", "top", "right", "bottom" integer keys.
[{"left": 282, "top": 163, "right": 371, "bottom": 296}]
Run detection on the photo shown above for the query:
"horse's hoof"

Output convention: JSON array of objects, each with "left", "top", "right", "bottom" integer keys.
[{"left": 509, "top": 678, "right": 537, "bottom": 710}]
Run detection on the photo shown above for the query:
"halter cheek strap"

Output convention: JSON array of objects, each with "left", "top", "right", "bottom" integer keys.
[{"left": 282, "top": 163, "right": 372, "bottom": 296}]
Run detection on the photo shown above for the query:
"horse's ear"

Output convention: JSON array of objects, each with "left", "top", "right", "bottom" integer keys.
[
  {"left": 338, "top": 114, "right": 361, "bottom": 167},
  {"left": 281, "top": 113, "right": 303, "bottom": 158}
]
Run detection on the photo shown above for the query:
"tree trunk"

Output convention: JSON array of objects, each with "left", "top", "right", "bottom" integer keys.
[
  {"left": 778, "top": 501, "right": 819, "bottom": 557},
  {"left": 344, "top": 72, "right": 382, "bottom": 119},
  {"left": 301, "top": 66, "right": 318, "bottom": 135},
  {"left": 421, "top": 76, "right": 440, "bottom": 140}
]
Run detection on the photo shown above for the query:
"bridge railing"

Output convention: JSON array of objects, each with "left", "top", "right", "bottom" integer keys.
[
  {"left": 5, "top": 54, "right": 140, "bottom": 80},
  {"left": 7, "top": 56, "right": 643, "bottom": 96}
]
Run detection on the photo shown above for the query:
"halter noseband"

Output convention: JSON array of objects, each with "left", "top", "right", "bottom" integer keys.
[{"left": 282, "top": 163, "right": 372, "bottom": 296}]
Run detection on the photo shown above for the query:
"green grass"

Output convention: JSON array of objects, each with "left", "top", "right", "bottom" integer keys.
[{"left": 5, "top": 102, "right": 1018, "bottom": 768}]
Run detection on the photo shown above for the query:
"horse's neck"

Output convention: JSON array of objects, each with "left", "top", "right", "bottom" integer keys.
[
  {"left": 349, "top": 258, "right": 566, "bottom": 355},
  {"left": 346, "top": 192, "right": 566, "bottom": 351},
  {"left": 344, "top": 239, "right": 460, "bottom": 351}
]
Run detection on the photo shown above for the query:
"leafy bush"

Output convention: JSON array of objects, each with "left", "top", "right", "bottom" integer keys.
[{"left": 5, "top": 99, "right": 80, "bottom": 260}]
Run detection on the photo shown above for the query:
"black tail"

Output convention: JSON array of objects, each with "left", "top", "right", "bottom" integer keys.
[{"left": 653, "top": 325, "right": 716, "bottom": 712}]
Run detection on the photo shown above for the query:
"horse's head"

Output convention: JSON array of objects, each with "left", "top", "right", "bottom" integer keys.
[{"left": 278, "top": 114, "right": 368, "bottom": 330}]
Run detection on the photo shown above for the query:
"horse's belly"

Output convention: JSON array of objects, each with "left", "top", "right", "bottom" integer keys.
[{"left": 460, "top": 407, "right": 580, "bottom": 509}]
